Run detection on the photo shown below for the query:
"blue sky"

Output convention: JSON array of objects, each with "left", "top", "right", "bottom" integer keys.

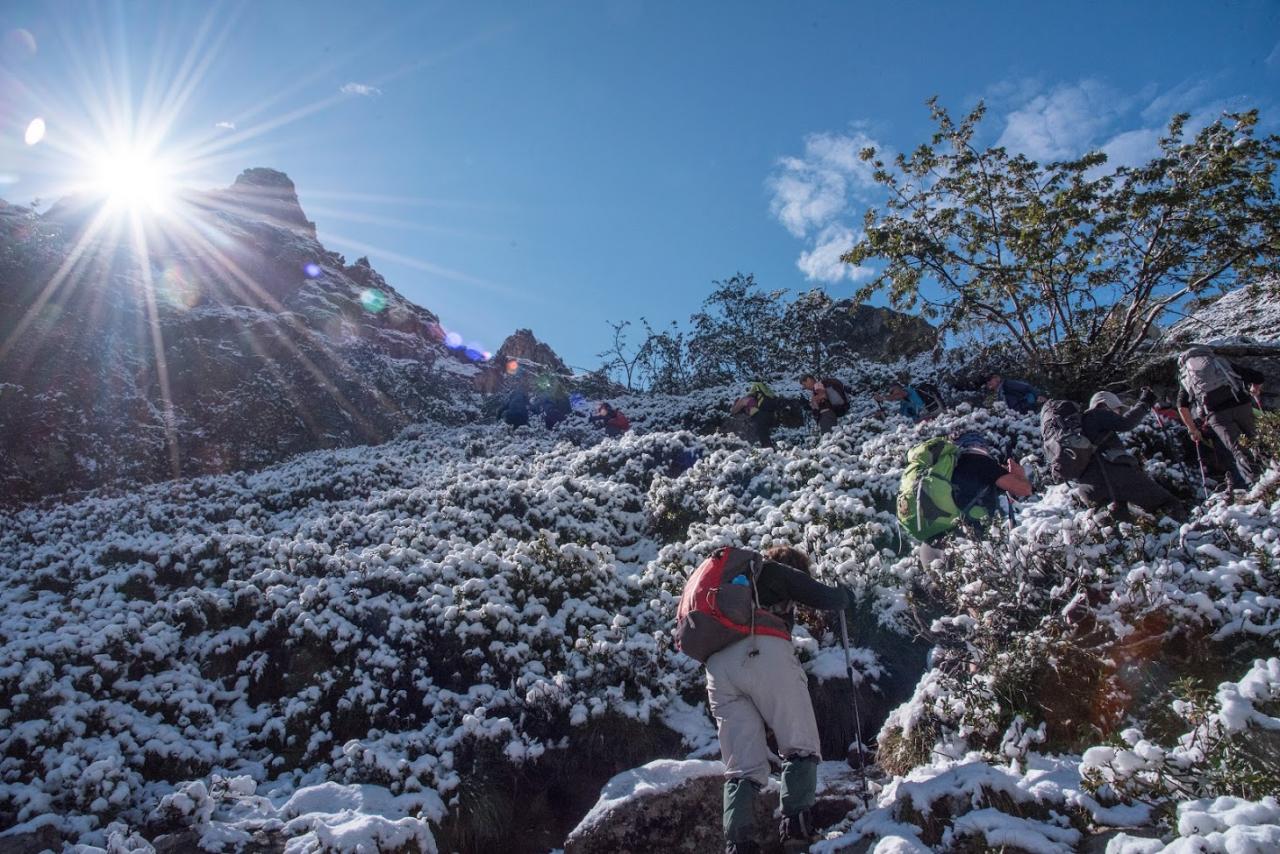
[{"left": 2, "top": 1, "right": 1278, "bottom": 370}]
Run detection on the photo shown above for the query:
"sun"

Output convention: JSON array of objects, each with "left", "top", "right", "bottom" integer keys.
[{"left": 89, "top": 145, "right": 178, "bottom": 215}]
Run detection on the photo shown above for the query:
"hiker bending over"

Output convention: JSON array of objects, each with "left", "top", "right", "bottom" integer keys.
[
  {"left": 875, "top": 382, "right": 943, "bottom": 422},
  {"left": 1176, "top": 347, "right": 1265, "bottom": 489},
  {"left": 500, "top": 388, "right": 530, "bottom": 428},
  {"left": 588, "top": 402, "right": 630, "bottom": 437},
  {"left": 1077, "top": 390, "right": 1183, "bottom": 520},
  {"left": 985, "top": 372, "right": 1046, "bottom": 413},
  {"left": 730, "top": 382, "right": 779, "bottom": 447},
  {"left": 799, "top": 374, "right": 849, "bottom": 434},
  {"left": 898, "top": 432, "right": 1032, "bottom": 567},
  {"left": 675, "top": 545, "right": 849, "bottom": 854}
]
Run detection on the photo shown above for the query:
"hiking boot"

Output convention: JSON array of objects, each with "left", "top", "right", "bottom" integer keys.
[{"left": 779, "top": 808, "right": 816, "bottom": 852}]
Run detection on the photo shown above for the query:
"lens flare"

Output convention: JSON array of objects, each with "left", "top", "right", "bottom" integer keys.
[
  {"left": 360, "top": 288, "right": 387, "bottom": 313},
  {"left": 445, "top": 331, "right": 463, "bottom": 349},
  {"left": 24, "top": 118, "right": 45, "bottom": 146},
  {"left": 304, "top": 263, "right": 322, "bottom": 278},
  {"left": 505, "top": 360, "right": 519, "bottom": 375}
]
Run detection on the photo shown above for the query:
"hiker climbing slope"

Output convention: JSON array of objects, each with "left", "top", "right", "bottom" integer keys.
[
  {"left": 588, "top": 402, "right": 630, "bottom": 437},
  {"left": 1070, "top": 390, "right": 1183, "bottom": 520},
  {"left": 985, "top": 372, "right": 1046, "bottom": 413},
  {"left": 675, "top": 545, "right": 849, "bottom": 854},
  {"left": 800, "top": 374, "right": 849, "bottom": 434},
  {"left": 876, "top": 381, "right": 944, "bottom": 422},
  {"left": 897, "top": 432, "right": 1031, "bottom": 564},
  {"left": 1176, "top": 347, "right": 1266, "bottom": 489},
  {"left": 730, "top": 382, "right": 780, "bottom": 447}
]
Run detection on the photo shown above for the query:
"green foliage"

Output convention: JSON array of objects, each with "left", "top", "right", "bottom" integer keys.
[{"left": 846, "top": 101, "right": 1280, "bottom": 394}]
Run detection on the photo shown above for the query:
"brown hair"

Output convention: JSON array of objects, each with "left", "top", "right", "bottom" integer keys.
[{"left": 762, "top": 545, "right": 811, "bottom": 576}]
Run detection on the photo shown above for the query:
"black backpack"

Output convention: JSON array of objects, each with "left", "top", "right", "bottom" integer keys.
[
  {"left": 1040, "top": 399, "right": 1094, "bottom": 482},
  {"left": 821, "top": 377, "right": 850, "bottom": 415},
  {"left": 915, "top": 382, "right": 945, "bottom": 417}
]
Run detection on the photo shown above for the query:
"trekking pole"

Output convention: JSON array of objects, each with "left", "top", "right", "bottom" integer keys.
[
  {"left": 1193, "top": 438, "right": 1210, "bottom": 500},
  {"left": 838, "top": 610, "right": 870, "bottom": 803}
]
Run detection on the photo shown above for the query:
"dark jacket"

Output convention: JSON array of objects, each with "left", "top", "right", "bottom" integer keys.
[
  {"left": 1082, "top": 402, "right": 1147, "bottom": 461},
  {"left": 754, "top": 560, "right": 848, "bottom": 629}
]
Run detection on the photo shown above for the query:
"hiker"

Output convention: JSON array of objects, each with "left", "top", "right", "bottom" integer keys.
[
  {"left": 875, "top": 382, "right": 943, "bottom": 422},
  {"left": 1175, "top": 347, "right": 1266, "bottom": 489},
  {"left": 985, "top": 372, "right": 1046, "bottom": 413},
  {"left": 799, "top": 374, "right": 850, "bottom": 434},
  {"left": 675, "top": 545, "right": 850, "bottom": 854},
  {"left": 730, "top": 382, "right": 779, "bottom": 447},
  {"left": 897, "top": 432, "right": 1033, "bottom": 558},
  {"left": 532, "top": 372, "right": 571, "bottom": 429},
  {"left": 588, "top": 402, "right": 630, "bottom": 437},
  {"left": 499, "top": 388, "right": 530, "bottom": 428},
  {"left": 1075, "top": 389, "right": 1183, "bottom": 520}
]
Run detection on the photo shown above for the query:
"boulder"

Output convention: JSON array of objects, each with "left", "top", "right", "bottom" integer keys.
[{"left": 820, "top": 301, "right": 938, "bottom": 361}]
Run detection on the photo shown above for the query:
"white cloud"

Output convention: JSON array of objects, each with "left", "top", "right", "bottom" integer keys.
[
  {"left": 1099, "top": 126, "right": 1162, "bottom": 169},
  {"left": 768, "top": 130, "right": 879, "bottom": 238},
  {"left": 796, "top": 225, "right": 872, "bottom": 284},
  {"left": 215, "top": 121, "right": 236, "bottom": 130},
  {"left": 1266, "top": 40, "right": 1280, "bottom": 67},
  {"left": 996, "top": 79, "right": 1122, "bottom": 161},
  {"left": 341, "top": 82, "right": 382, "bottom": 97}
]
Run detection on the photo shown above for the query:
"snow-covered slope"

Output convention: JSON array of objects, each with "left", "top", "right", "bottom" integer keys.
[{"left": 1, "top": 369, "right": 1278, "bottom": 852}]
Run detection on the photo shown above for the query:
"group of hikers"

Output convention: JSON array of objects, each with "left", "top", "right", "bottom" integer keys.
[
  {"left": 671, "top": 346, "right": 1267, "bottom": 853},
  {"left": 494, "top": 370, "right": 632, "bottom": 436}
]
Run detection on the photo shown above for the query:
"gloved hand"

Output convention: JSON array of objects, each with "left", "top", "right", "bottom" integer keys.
[{"left": 1138, "top": 387, "right": 1157, "bottom": 406}]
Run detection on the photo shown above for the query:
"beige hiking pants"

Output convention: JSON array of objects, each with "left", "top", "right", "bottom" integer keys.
[{"left": 705, "top": 634, "right": 822, "bottom": 788}]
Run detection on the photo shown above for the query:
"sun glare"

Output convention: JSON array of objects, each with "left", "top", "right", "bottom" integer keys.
[{"left": 90, "top": 146, "right": 176, "bottom": 214}]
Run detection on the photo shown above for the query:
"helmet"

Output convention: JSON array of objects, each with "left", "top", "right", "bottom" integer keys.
[{"left": 1089, "top": 391, "right": 1122, "bottom": 411}]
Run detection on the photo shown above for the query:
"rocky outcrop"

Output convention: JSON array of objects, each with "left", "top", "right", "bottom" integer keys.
[
  {"left": 0, "top": 169, "right": 478, "bottom": 504},
  {"left": 821, "top": 301, "right": 938, "bottom": 360},
  {"left": 565, "top": 759, "right": 863, "bottom": 854},
  {"left": 475, "top": 328, "right": 571, "bottom": 393},
  {"left": 495, "top": 328, "right": 570, "bottom": 373}
]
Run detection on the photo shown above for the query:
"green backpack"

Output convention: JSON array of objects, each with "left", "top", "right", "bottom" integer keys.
[{"left": 896, "top": 438, "right": 991, "bottom": 542}]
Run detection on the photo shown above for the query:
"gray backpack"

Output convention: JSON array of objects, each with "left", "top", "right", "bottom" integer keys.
[
  {"left": 1040, "top": 399, "right": 1095, "bottom": 482},
  {"left": 1179, "top": 347, "right": 1242, "bottom": 407}
]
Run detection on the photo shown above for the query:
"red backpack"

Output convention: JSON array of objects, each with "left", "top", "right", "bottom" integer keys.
[
  {"left": 674, "top": 547, "right": 790, "bottom": 663},
  {"left": 608, "top": 411, "right": 630, "bottom": 431}
]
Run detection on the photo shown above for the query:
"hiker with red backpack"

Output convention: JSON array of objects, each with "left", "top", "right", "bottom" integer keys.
[
  {"left": 799, "top": 374, "right": 850, "bottom": 434},
  {"left": 588, "top": 402, "right": 630, "bottom": 437},
  {"left": 729, "top": 382, "right": 780, "bottom": 448},
  {"left": 675, "top": 545, "right": 850, "bottom": 854},
  {"left": 1175, "top": 347, "right": 1266, "bottom": 489}
]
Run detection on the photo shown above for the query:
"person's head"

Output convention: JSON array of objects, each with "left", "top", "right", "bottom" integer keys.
[
  {"left": 1089, "top": 391, "right": 1122, "bottom": 412},
  {"left": 596, "top": 402, "right": 613, "bottom": 416},
  {"left": 886, "top": 383, "right": 908, "bottom": 401},
  {"left": 763, "top": 545, "right": 811, "bottom": 576},
  {"left": 953, "top": 430, "right": 993, "bottom": 456},
  {"left": 799, "top": 374, "right": 817, "bottom": 390},
  {"left": 984, "top": 373, "right": 1002, "bottom": 391}
]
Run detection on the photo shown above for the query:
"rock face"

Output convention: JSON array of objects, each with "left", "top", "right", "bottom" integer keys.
[
  {"left": 1168, "top": 280, "right": 1280, "bottom": 345},
  {"left": 821, "top": 300, "right": 938, "bottom": 360},
  {"left": 0, "top": 169, "right": 479, "bottom": 504},
  {"left": 475, "top": 328, "right": 571, "bottom": 393}
]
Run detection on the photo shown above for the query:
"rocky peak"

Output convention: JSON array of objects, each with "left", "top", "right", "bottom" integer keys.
[
  {"left": 495, "top": 328, "right": 570, "bottom": 374},
  {"left": 222, "top": 167, "right": 317, "bottom": 239}
]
